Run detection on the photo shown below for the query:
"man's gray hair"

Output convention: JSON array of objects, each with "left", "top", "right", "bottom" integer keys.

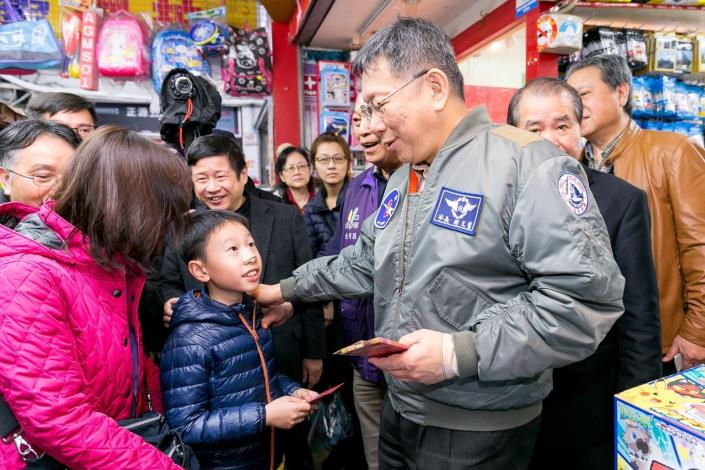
[
  {"left": 352, "top": 17, "right": 465, "bottom": 100},
  {"left": 566, "top": 55, "right": 632, "bottom": 115},
  {"left": 507, "top": 77, "right": 583, "bottom": 127}
]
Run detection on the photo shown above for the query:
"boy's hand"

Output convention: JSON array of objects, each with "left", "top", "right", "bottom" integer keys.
[
  {"left": 292, "top": 388, "right": 319, "bottom": 402},
  {"left": 265, "top": 396, "right": 311, "bottom": 429},
  {"left": 163, "top": 298, "right": 178, "bottom": 327},
  {"left": 250, "top": 283, "right": 285, "bottom": 307},
  {"left": 261, "top": 301, "right": 293, "bottom": 329}
]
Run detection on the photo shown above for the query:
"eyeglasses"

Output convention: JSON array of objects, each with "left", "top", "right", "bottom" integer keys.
[
  {"left": 359, "top": 69, "right": 429, "bottom": 122},
  {"left": 72, "top": 124, "right": 97, "bottom": 138},
  {"left": 3, "top": 168, "right": 60, "bottom": 188},
  {"left": 315, "top": 155, "right": 347, "bottom": 166},
  {"left": 282, "top": 163, "right": 310, "bottom": 174}
]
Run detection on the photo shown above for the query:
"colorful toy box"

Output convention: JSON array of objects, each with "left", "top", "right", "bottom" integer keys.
[{"left": 616, "top": 365, "right": 705, "bottom": 469}]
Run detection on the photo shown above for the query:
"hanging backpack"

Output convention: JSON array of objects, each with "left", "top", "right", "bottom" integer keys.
[
  {"left": 159, "top": 68, "right": 222, "bottom": 153},
  {"left": 222, "top": 27, "right": 272, "bottom": 97},
  {"left": 0, "top": 0, "right": 63, "bottom": 72},
  {"left": 151, "top": 29, "right": 210, "bottom": 93},
  {"left": 97, "top": 10, "right": 147, "bottom": 77}
]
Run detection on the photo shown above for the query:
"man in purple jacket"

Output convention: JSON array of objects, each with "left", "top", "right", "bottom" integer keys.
[{"left": 323, "top": 96, "right": 401, "bottom": 469}]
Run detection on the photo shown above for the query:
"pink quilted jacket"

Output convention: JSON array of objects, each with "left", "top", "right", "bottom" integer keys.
[{"left": 0, "top": 202, "right": 180, "bottom": 469}]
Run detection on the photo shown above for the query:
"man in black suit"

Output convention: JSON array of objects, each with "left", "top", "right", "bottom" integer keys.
[
  {"left": 508, "top": 77, "right": 662, "bottom": 470},
  {"left": 159, "top": 134, "right": 324, "bottom": 470}
]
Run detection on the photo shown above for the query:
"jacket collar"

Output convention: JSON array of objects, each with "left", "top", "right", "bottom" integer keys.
[
  {"left": 601, "top": 119, "right": 642, "bottom": 167},
  {"left": 439, "top": 106, "right": 494, "bottom": 155}
]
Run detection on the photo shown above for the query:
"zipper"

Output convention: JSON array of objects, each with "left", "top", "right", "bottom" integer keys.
[
  {"left": 238, "top": 305, "right": 276, "bottom": 470},
  {"left": 122, "top": 414, "right": 162, "bottom": 431}
]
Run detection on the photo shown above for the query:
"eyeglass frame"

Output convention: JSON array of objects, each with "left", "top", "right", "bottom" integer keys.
[
  {"left": 314, "top": 155, "right": 348, "bottom": 166},
  {"left": 281, "top": 163, "right": 311, "bottom": 174},
  {"left": 359, "top": 69, "right": 429, "bottom": 122},
  {"left": 2, "top": 168, "right": 60, "bottom": 188},
  {"left": 71, "top": 124, "right": 97, "bottom": 138}
]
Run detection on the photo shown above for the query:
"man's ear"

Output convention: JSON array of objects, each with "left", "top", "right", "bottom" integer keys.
[
  {"left": 616, "top": 82, "right": 631, "bottom": 109},
  {"left": 426, "top": 68, "right": 452, "bottom": 112},
  {"left": 188, "top": 259, "right": 210, "bottom": 283},
  {"left": 0, "top": 168, "right": 11, "bottom": 197}
]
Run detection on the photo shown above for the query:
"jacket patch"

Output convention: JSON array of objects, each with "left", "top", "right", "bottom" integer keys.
[
  {"left": 430, "top": 187, "right": 484, "bottom": 236},
  {"left": 558, "top": 173, "right": 589, "bottom": 216},
  {"left": 375, "top": 188, "right": 400, "bottom": 229},
  {"left": 490, "top": 125, "right": 543, "bottom": 147}
]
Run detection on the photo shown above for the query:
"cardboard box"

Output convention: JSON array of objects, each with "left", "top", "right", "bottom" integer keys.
[{"left": 615, "top": 365, "right": 705, "bottom": 469}]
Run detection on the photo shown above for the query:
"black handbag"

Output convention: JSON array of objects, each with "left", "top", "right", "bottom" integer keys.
[{"left": 0, "top": 394, "right": 199, "bottom": 469}]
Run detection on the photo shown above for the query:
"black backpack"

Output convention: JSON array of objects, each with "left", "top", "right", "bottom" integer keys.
[{"left": 159, "top": 68, "right": 222, "bottom": 152}]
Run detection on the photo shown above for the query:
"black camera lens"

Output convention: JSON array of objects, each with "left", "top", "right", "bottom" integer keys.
[{"left": 174, "top": 76, "right": 193, "bottom": 95}]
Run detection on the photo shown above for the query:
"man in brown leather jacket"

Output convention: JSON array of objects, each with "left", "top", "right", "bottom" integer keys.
[{"left": 567, "top": 55, "right": 705, "bottom": 372}]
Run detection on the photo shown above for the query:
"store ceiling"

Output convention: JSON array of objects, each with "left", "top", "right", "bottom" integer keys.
[{"left": 306, "top": 0, "right": 506, "bottom": 50}]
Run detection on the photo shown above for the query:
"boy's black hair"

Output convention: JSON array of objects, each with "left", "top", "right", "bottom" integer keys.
[{"left": 180, "top": 210, "right": 250, "bottom": 263}]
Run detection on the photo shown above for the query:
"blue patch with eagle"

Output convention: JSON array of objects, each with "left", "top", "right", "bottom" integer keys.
[
  {"left": 430, "top": 187, "right": 484, "bottom": 236},
  {"left": 374, "top": 188, "right": 400, "bottom": 229}
]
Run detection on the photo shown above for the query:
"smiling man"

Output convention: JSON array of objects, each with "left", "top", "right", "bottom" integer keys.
[
  {"left": 158, "top": 134, "right": 324, "bottom": 470},
  {"left": 508, "top": 77, "right": 662, "bottom": 469},
  {"left": 0, "top": 119, "right": 79, "bottom": 215},
  {"left": 566, "top": 56, "right": 705, "bottom": 373},
  {"left": 252, "top": 18, "right": 624, "bottom": 469}
]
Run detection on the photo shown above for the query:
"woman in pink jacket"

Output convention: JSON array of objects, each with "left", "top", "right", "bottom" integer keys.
[{"left": 0, "top": 126, "right": 192, "bottom": 469}]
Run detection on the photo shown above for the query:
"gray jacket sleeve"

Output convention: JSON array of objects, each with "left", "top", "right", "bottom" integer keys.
[
  {"left": 280, "top": 214, "right": 377, "bottom": 302},
  {"left": 454, "top": 155, "right": 625, "bottom": 381}
]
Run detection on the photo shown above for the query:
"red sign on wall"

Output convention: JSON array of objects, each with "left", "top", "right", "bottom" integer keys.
[
  {"left": 79, "top": 10, "right": 99, "bottom": 91},
  {"left": 464, "top": 85, "right": 518, "bottom": 124}
]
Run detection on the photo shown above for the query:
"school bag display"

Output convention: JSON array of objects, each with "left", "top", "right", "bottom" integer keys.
[
  {"left": 0, "top": 0, "right": 62, "bottom": 71},
  {"left": 222, "top": 27, "right": 272, "bottom": 97},
  {"left": 151, "top": 29, "right": 209, "bottom": 93},
  {"left": 97, "top": 10, "right": 147, "bottom": 77}
]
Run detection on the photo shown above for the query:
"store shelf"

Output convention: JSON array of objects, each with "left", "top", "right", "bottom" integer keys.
[
  {"left": 0, "top": 71, "right": 265, "bottom": 108},
  {"left": 571, "top": 2, "right": 705, "bottom": 32}
]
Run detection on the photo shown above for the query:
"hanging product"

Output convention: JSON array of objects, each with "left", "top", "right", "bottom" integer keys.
[
  {"left": 320, "top": 110, "right": 351, "bottom": 140},
  {"left": 60, "top": 7, "right": 82, "bottom": 78},
  {"left": 151, "top": 29, "right": 210, "bottom": 92},
  {"left": 222, "top": 27, "right": 272, "bottom": 97},
  {"left": 318, "top": 61, "right": 350, "bottom": 108},
  {"left": 537, "top": 14, "right": 583, "bottom": 54},
  {"left": 582, "top": 27, "right": 620, "bottom": 58},
  {"left": 96, "top": 10, "right": 147, "bottom": 77},
  {"left": 695, "top": 35, "right": 705, "bottom": 73},
  {"left": 0, "top": 0, "right": 63, "bottom": 71},
  {"left": 626, "top": 30, "right": 648, "bottom": 70},
  {"left": 649, "top": 32, "right": 678, "bottom": 73},
  {"left": 675, "top": 35, "right": 694, "bottom": 73}
]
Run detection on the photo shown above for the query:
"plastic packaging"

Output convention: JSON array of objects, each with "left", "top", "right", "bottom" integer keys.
[{"left": 96, "top": 10, "right": 147, "bottom": 77}]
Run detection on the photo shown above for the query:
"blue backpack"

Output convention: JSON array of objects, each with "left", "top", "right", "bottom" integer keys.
[{"left": 151, "top": 29, "right": 209, "bottom": 92}]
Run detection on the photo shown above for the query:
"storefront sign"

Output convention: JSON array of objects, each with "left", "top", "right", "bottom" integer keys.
[
  {"left": 515, "top": 0, "right": 537, "bottom": 18},
  {"left": 79, "top": 10, "right": 99, "bottom": 90}
]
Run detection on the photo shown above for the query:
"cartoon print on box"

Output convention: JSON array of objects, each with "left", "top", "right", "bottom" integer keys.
[{"left": 616, "top": 366, "right": 705, "bottom": 470}]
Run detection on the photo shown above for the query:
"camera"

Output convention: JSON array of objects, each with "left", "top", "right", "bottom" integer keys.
[{"left": 167, "top": 73, "right": 195, "bottom": 101}]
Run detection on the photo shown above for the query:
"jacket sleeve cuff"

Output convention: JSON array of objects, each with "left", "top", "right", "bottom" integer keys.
[
  {"left": 678, "top": 318, "right": 705, "bottom": 348},
  {"left": 280, "top": 277, "right": 297, "bottom": 302},
  {"left": 452, "top": 331, "right": 479, "bottom": 378}
]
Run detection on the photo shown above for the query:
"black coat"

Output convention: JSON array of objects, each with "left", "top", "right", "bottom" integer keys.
[
  {"left": 534, "top": 167, "right": 661, "bottom": 457},
  {"left": 159, "top": 196, "right": 325, "bottom": 382}
]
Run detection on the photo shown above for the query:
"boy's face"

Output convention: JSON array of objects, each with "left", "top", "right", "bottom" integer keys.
[{"left": 188, "top": 221, "right": 261, "bottom": 305}]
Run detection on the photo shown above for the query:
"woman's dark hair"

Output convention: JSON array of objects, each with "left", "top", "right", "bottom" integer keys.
[
  {"left": 310, "top": 132, "right": 352, "bottom": 185},
  {"left": 53, "top": 126, "right": 192, "bottom": 268},
  {"left": 180, "top": 210, "right": 249, "bottom": 263},
  {"left": 275, "top": 146, "right": 314, "bottom": 193}
]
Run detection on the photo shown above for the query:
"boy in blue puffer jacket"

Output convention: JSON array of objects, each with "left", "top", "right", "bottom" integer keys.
[{"left": 160, "top": 210, "right": 318, "bottom": 470}]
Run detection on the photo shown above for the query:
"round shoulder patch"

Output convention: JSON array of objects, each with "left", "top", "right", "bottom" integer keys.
[
  {"left": 558, "top": 173, "right": 589, "bottom": 216},
  {"left": 375, "top": 188, "right": 400, "bottom": 229}
]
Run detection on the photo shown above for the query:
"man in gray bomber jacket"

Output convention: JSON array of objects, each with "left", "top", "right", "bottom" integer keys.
[{"left": 254, "top": 18, "right": 625, "bottom": 470}]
